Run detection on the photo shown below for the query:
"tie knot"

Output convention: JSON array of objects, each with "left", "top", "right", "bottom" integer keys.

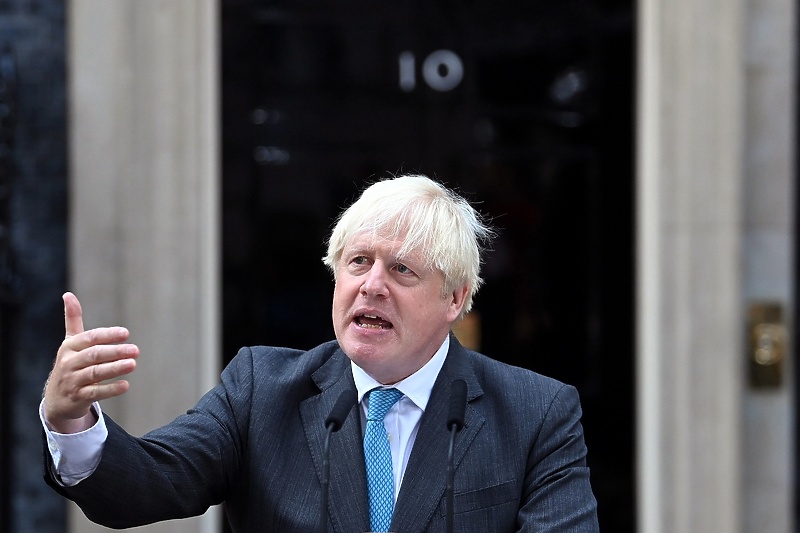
[{"left": 367, "top": 388, "right": 403, "bottom": 421}]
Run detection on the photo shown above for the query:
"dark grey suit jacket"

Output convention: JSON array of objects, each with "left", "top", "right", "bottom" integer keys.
[{"left": 45, "top": 336, "right": 599, "bottom": 532}]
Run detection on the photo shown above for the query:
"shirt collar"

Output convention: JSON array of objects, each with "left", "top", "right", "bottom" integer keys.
[{"left": 350, "top": 335, "right": 450, "bottom": 412}]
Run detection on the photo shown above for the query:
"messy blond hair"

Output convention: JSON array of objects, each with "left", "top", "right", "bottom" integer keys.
[{"left": 322, "top": 174, "right": 493, "bottom": 319}]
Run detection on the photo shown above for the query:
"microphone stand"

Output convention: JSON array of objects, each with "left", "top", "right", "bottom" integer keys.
[
  {"left": 446, "top": 422, "right": 458, "bottom": 533},
  {"left": 319, "top": 389, "right": 356, "bottom": 533},
  {"left": 445, "top": 379, "right": 467, "bottom": 533},
  {"left": 320, "top": 425, "right": 334, "bottom": 533}
]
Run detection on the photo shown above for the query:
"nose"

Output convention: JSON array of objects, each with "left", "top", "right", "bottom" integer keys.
[{"left": 360, "top": 262, "right": 389, "bottom": 298}]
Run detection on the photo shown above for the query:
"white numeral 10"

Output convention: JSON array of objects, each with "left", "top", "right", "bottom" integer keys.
[{"left": 399, "top": 50, "right": 464, "bottom": 92}]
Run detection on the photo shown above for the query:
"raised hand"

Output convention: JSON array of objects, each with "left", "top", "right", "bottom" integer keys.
[{"left": 43, "top": 292, "right": 139, "bottom": 434}]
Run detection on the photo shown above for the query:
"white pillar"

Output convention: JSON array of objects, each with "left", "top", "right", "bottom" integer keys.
[
  {"left": 67, "top": 1, "right": 220, "bottom": 532},
  {"left": 637, "top": 0, "right": 746, "bottom": 530}
]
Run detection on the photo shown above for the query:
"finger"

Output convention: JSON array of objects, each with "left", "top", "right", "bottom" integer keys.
[
  {"left": 78, "top": 357, "right": 137, "bottom": 386},
  {"left": 62, "top": 328, "right": 134, "bottom": 354},
  {"left": 58, "top": 343, "right": 138, "bottom": 377},
  {"left": 84, "top": 379, "right": 132, "bottom": 402},
  {"left": 63, "top": 292, "right": 85, "bottom": 338},
  {"left": 60, "top": 379, "right": 132, "bottom": 407}
]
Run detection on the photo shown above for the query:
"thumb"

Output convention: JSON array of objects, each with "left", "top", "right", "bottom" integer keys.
[{"left": 63, "top": 292, "right": 85, "bottom": 338}]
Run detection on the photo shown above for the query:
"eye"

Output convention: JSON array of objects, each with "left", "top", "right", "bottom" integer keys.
[
  {"left": 394, "top": 263, "right": 414, "bottom": 275},
  {"left": 345, "top": 255, "right": 372, "bottom": 272}
]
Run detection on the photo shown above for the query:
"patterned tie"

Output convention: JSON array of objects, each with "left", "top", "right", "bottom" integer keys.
[{"left": 364, "top": 388, "right": 404, "bottom": 532}]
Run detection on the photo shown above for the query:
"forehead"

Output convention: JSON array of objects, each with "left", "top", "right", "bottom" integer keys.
[
  {"left": 342, "top": 232, "right": 424, "bottom": 262},
  {"left": 344, "top": 232, "right": 405, "bottom": 254}
]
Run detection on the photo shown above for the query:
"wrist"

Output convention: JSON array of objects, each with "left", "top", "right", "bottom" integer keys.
[{"left": 47, "top": 408, "right": 98, "bottom": 435}]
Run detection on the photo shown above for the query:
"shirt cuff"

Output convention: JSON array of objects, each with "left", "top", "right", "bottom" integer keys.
[{"left": 39, "top": 399, "right": 108, "bottom": 486}]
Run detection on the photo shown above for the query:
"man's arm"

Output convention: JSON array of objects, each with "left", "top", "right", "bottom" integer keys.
[
  {"left": 43, "top": 349, "right": 254, "bottom": 529},
  {"left": 40, "top": 292, "right": 240, "bottom": 528},
  {"left": 518, "top": 384, "right": 599, "bottom": 532}
]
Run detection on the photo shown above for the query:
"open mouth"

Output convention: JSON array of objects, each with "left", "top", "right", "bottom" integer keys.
[{"left": 355, "top": 314, "right": 393, "bottom": 329}]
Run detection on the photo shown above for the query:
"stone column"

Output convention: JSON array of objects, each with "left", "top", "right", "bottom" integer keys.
[
  {"left": 67, "top": 1, "right": 220, "bottom": 532},
  {"left": 637, "top": 0, "right": 746, "bottom": 531},
  {"left": 741, "top": 0, "right": 796, "bottom": 529}
]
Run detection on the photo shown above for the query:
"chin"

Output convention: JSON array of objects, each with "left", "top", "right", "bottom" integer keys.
[
  {"left": 345, "top": 343, "right": 383, "bottom": 363},
  {"left": 345, "top": 344, "right": 395, "bottom": 373}
]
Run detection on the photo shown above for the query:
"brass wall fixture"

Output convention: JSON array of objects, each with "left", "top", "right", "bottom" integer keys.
[{"left": 748, "top": 302, "right": 786, "bottom": 388}]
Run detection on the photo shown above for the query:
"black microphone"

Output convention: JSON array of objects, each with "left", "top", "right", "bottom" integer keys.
[
  {"left": 320, "top": 389, "right": 357, "bottom": 533},
  {"left": 325, "top": 389, "right": 357, "bottom": 432},
  {"left": 445, "top": 379, "right": 467, "bottom": 533}
]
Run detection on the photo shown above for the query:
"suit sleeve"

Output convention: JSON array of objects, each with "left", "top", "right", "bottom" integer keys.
[
  {"left": 518, "top": 384, "right": 599, "bottom": 532},
  {"left": 42, "top": 347, "right": 256, "bottom": 529}
]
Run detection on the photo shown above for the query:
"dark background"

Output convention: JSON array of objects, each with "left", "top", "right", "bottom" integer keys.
[
  {"left": 222, "top": 0, "right": 635, "bottom": 531},
  {"left": 0, "top": 1, "right": 69, "bottom": 532}
]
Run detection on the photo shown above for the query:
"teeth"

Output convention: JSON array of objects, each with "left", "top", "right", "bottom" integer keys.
[{"left": 356, "top": 314, "right": 390, "bottom": 329}]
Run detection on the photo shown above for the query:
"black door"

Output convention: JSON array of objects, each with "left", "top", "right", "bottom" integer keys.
[{"left": 222, "top": 1, "right": 634, "bottom": 530}]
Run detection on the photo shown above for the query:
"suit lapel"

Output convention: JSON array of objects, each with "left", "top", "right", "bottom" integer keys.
[
  {"left": 299, "top": 350, "right": 370, "bottom": 533},
  {"left": 390, "top": 337, "right": 485, "bottom": 533}
]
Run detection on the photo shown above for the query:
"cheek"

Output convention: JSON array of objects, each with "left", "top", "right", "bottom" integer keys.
[
  {"left": 331, "top": 296, "right": 346, "bottom": 335},
  {"left": 331, "top": 281, "right": 353, "bottom": 316},
  {"left": 408, "top": 295, "right": 448, "bottom": 322},
  {"left": 331, "top": 287, "right": 343, "bottom": 315}
]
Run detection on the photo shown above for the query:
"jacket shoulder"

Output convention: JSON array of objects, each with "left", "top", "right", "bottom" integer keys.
[
  {"left": 456, "top": 346, "right": 578, "bottom": 415},
  {"left": 227, "top": 340, "right": 342, "bottom": 377}
]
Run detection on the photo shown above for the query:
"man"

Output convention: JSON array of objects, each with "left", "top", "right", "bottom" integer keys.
[{"left": 42, "top": 174, "right": 599, "bottom": 531}]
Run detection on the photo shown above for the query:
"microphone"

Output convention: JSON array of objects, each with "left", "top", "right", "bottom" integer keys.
[
  {"left": 445, "top": 379, "right": 467, "bottom": 533},
  {"left": 320, "top": 389, "right": 357, "bottom": 533},
  {"left": 325, "top": 389, "right": 357, "bottom": 432}
]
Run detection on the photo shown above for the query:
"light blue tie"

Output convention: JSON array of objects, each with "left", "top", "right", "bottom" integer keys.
[{"left": 364, "top": 388, "right": 404, "bottom": 532}]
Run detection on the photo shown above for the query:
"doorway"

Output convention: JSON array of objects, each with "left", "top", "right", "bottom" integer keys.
[{"left": 222, "top": 1, "right": 635, "bottom": 530}]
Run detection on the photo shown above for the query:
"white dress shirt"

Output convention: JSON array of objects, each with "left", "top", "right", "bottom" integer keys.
[
  {"left": 351, "top": 335, "right": 448, "bottom": 501},
  {"left": 39, "top": 401, "right": 107, "bottom": 486},
  {"left": 41, "top": 335, "right": 449, "bottom": 496}
]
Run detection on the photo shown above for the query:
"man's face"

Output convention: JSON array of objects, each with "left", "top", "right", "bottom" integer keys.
[{"left": 332, "top": 233, "right": 467, "bottom": 384}]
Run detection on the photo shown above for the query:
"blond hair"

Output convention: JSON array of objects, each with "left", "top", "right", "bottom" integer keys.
[{"left": 322, "top": 174, "right": 493, "bottom": 319}]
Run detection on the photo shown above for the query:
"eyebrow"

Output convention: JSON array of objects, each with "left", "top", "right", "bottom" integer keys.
[
  {"left": 342, "top": 246, "right": 373, "bottom": 258},
  {"left": 342, "top": 245, "right": 419, "bottom": 266}
]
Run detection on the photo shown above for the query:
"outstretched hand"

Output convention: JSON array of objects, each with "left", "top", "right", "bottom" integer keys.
[{"left": 43, "top": 292, "right": 139, "bottom": 434}]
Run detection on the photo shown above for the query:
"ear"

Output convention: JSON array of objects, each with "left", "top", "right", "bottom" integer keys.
[{"left": 446, "top": 284, "right": 469, "bottom": 322}]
